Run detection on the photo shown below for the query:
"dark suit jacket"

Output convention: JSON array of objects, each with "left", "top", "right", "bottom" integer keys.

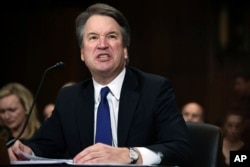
[{"left": 29, "top": 66, "right": 192, "bottom": 166}]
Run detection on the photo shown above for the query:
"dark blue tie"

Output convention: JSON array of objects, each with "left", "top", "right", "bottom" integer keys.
[{"left": 95, "top": 87, "right": 112, "bottom": 145}]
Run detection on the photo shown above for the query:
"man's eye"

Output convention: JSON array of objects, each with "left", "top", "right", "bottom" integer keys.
[
  {"left": 89, "top": 36, "right": 98, "bottom": 40},
  {"left": 108, "top": 34, "right": 117, "bottom": 39}
]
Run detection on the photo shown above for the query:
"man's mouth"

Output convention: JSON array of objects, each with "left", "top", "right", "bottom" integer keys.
[{"left": 98, "top": 54, "right": 109, "bottom": 58}]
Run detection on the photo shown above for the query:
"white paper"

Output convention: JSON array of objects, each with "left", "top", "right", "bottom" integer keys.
[
  {"left": 11, "top": 150, "right": 73, "bottom": 165},
  {"left": 10, "top": 151, "right": 148, "bottom": 166}
]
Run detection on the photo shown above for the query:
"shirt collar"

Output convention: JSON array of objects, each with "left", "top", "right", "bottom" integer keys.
[{"left": 93, "top": 68, "right": 126, "bottom": 103}]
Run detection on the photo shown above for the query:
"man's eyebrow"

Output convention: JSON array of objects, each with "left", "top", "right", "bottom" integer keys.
[
  {"left": 86, "top": 32, "right": 98, "bottom": 36},
  {"left": 86, "top": 31, "right": 120, "bottom": 36},
  {"left": 107, "top": 31, "right": 119, "bottom": 34}
]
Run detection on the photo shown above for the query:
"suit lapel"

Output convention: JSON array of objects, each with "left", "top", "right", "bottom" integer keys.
[
  {"left": 75, "top": 82, "right": 95, "bottom": 148},
  {"left": 118, "top": 68, "right": 140, "bottom": 146}
]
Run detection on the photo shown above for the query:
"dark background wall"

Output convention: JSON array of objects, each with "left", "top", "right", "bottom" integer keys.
[{"left": 1, "top": 0, "right": 250, "bottom": 123}]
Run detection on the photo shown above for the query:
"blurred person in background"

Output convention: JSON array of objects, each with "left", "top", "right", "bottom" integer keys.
[
  {"left": 0, "top": 83, "right": 40, "bottom": 143},
  {"left": 43, "top": 81, "right": 76, "bottom": 121},
  {"left": 221, "top": 109, "right": 249, "bottom": 167},
  {"left": 233, "top": 70, "right": 250, "bottom": 119},
  {"left": 181, "top": 102, "right": 205, "bottom": 122},
  {"left": 43, "top": 103, "right": 55, "bottom": 120}
]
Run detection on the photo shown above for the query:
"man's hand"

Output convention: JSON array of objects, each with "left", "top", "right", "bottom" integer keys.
[
  {"left": 8, "top": 140, "right": 33, "bottom": 161},
  {"left": 73, "top": 143, "right": 142, "bottom": 164}
]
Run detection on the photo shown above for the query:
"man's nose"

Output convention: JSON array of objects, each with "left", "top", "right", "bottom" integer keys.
[
  {"left": 98, "top": 37, "right": 108, "bottom": 48},
  {"left": 185, "top": 115, "right": 192, "bottom": 121}
]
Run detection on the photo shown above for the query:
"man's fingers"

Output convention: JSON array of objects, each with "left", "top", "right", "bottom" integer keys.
[{"left": 73, "top": 143, "right": 107, "bottom": 163}]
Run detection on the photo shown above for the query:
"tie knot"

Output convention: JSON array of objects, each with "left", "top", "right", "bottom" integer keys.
[{"left": 100, "top": 87, "right": 110, "bottom": 98}]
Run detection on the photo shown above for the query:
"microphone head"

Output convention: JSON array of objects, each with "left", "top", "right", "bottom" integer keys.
[
  {"left": 55, "top": 61, "right": 65, "bottom": 68},
  {"left": 46, "top": 61, "right": 65, "bottom": 72}
]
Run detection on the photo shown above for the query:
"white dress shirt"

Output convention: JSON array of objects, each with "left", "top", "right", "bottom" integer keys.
[{"left": 92, "top": 68, "right": 161, "bottom": 165}]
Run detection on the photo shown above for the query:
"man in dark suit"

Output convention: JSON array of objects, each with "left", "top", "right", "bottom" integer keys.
[{"left": 8, "top": 3, "right": 192, "bottom": 166}]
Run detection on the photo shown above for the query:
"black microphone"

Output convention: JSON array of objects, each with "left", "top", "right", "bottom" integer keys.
[{"left": 6, "top": 62, "right": 65, "bottom": 148}]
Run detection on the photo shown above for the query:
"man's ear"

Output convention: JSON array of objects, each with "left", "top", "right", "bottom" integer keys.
[
  {"left": 80, "top": 48, "right": 85, "bottom": 61},
  {"left": 124, "top": 48, "right": 128, "bottom": 59}
]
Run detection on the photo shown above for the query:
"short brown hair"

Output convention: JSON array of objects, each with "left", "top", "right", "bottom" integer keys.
[{"left": 75, "top": 3, "right": 130, "bottom": 48}]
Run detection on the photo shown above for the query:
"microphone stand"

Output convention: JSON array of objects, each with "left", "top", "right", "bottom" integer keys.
[{"left": 6, "top": 62, "right": 64, "bottom": 148}]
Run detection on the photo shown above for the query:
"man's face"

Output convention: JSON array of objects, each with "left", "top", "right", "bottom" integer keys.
[
  {"left": 182, "top": 103, "right": 203, "bottom": 122},
  {"left": 80, "top": 15, "right": 128, "bottom": 81}
]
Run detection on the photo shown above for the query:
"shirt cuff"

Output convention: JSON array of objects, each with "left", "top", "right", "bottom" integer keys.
[{"left": 136, "top": 147, "right": 162, "bottom": 165}]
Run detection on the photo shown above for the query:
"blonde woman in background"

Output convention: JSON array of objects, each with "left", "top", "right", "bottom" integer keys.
[{"left": 0, "top": 83, "right": 40, "bottom": 143}]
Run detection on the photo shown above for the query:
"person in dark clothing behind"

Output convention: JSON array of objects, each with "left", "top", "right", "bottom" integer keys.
[
  {"left": 221, "top": 110, "right": 250, "bottom": 167},
  {"left": 233, "top": 70, "right": 250, "bottom": 119}
]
